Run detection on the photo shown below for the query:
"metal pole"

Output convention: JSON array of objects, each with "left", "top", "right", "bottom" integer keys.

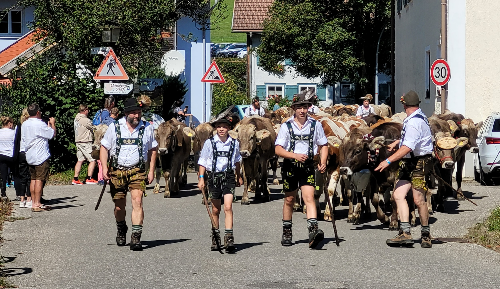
[
  {"left": 440, "top": 0, "right": 447, "bottom": 114},
  {"left": 375, "top": 26, "right": 386, "bottom": 105},
  {"left": 202, "top": 27, "right": 206, "bottom": 122}
]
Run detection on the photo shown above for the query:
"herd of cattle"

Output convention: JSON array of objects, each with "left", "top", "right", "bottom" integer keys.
[{"left": 93, "top": 103, "right": 480, "bottom": 230}]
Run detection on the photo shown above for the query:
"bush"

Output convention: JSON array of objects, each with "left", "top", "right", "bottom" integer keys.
[
  {"left": 0, "top": 50, "right": 104, "bottom": 173},
  {"left": 211, "top": 57, "right": 249, "bottom": 116}
]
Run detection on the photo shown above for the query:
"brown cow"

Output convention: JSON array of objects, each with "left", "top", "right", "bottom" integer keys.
[
  {"left": 192, "top": 122, "right": 215, "bottom": 203},
  {"left": 438, "top": 111, "right": 479, "bottom": 197},
  {"left": 234, "top": 116, "right": 276, "bottom": 204},
  {"left": 156, "top": 119, "right": 195, "bottom": 198},
  {"left": 340, "top": 122, "right": 404, "bottom": 229}
]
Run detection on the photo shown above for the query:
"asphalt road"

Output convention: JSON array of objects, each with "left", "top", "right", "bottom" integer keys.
[{"left": 2, "top": 174, "right": 500, "bottom": 289}]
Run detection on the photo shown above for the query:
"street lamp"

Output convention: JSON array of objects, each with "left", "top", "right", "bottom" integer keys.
[{"left": 102, "top": 26, "right": 121, "bottom": 43}]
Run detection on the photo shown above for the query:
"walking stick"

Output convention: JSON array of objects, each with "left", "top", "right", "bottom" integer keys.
[
  {"left": 431, "top": 171, "right": 477, "bottom": 206},
  {"left": 325, "top": 191, "right": 340, "bottom": 246},
  {"left": 201, "top": 185, "right": 224, "bottom": 254},
  {"left": 95, "top": 180, "right": 107, "bottom": 211}
]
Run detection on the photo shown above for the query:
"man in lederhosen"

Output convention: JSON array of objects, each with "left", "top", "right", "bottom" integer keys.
[
  {"left": 275, "top": 92, "right": 328, "bottom": 249},
  {"left": 375, "top": 90, "right": 433, "bottom": 248},
  {"left": 100, "top": 98, "right": 157, "bottom": 251},
  {"left": 197, "top": 114, "right": 243, "bottom": 253}
]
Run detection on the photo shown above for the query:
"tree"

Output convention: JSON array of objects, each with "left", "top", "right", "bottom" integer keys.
[
  {"left": 257, "top": 0, "right": 391, "bottom": 99},
  {"left": 0, "top": 0, "right": 223, "bottom": 172}
]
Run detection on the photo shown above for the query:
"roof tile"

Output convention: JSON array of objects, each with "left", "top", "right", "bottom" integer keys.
[
  {"left": 232, "top": 0, "right": 274, "bottom": 32},
  {"left": 0, "top": 31, "right": 39, "bottom": 68}
]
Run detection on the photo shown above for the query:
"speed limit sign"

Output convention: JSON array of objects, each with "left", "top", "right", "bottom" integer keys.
[{"left": 430, "top": 59, "right": 451, "bottom": 86}]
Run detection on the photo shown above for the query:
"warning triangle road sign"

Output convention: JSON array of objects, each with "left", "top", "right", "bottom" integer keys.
[
  {"left": 201, "top": 61, "right": 225, "bottom": 83},
  {"left": 94, "top": 49, "right": 129, "bottom": 80}
]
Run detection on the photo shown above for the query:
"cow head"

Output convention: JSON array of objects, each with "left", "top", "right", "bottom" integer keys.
[
  {"left": 157, "top": 122, "right": 179, "bottom": 155},
  {"left": 237, "top": 123, "right": 272, "bottom": 158},
  {"left": 339, "top": 133, "right": 376, "bottom": 176},
  {"left": 459, "top": 119, "right": 478, "bottom": 149},
  {"left": 433, "top": 133, "right": 457, "bottom": 169}
]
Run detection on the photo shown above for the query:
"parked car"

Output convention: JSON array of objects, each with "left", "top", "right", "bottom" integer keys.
[
  {"left": 473, "top": 112, "right": 500, "bottom": 185},
  {"left": 237, "top": 48, "right": 247, "bottom": 58},
  {"left": 211, "top": 43, "right": 230, "bottom": 57},
  {"left": 216, "top": 43, "right": 246, "bottom": 57}
]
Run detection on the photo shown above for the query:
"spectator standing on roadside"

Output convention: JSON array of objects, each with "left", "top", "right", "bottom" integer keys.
[
  {"left": 174, "top": 100, "right": 192, "bottom": 123},
  {"left": 244, "top": 97, "right": 265, "bottom": 117},
  {"left": 93, "top": 96, "right": 115, "bottom": 126},
  {"left": 0, "top": 116, "right": 16, "bottom": 199},
  {"left": 273, "top": 95, "right": 281, "bottom": 111},
  {"left": 21, "top": 103, "right": 56, "bottom": 212},
  {"left": 102, "top": 107, "right": 120, "bottom": 126},
  {"left": 73, "top": 104, "right": 97, "bottom": 185},
  {"left": 14, "top": 109, "right": 31, "bottom": 208}
]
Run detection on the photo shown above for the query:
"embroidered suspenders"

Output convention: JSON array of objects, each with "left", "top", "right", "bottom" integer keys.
[
  {"left": 401, "top": 113, "right": 431, "bottom": 159},
  {"left": 285, "top": 119, "right": 316, "bottom": 159},
  {"left": 112, "top": 120, "right": 146, "bottom": 169},
  {"left": 210, "top": 137, "right": 235, "bottom": 173}
]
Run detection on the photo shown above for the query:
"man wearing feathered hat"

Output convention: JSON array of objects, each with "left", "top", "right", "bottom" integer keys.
[{"left": 356, "top": 94, "right": 376, "bottom": 118}]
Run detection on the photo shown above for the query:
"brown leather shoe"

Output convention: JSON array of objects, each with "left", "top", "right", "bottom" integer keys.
[
  {"left": 421, "top": 231, "right": 432, "bottom": 248},
  {"left": 386, "top": 230, "right": 414, "bottom": 246}
]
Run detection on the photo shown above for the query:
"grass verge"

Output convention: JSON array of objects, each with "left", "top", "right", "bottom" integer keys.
[
  {"left": 0, "top": 198, "right": 14, "bottom": 288},
  {"left": 210, "top": 0, "right": 246, "bottom": 43},
  {"left": 467, "top": 206, "right": 500, "bottom": 253},
  {"left": 47, "top": 163, "right": 90, "bottom": 186}
]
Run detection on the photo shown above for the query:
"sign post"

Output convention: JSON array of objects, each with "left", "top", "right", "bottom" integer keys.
[
  {"left": 430, "top": 59, "right": 450, "bottom": 86},
  {"left": 94, "top": 49, "right": 129, "bottom": 81}
]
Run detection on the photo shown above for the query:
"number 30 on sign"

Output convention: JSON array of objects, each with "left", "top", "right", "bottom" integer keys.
[{"left": 430, "top": 59, "right": 451, "bottom": 86}]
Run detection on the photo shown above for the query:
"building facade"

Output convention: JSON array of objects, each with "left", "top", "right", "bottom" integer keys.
[
  {"left": 395, "top": 0, "right": 500, "bottom": 177},
  {"left": 232, "top": 0, "right": 338, "bottom": 107}
]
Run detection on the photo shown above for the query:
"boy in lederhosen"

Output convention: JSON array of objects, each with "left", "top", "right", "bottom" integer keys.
[
  {"left": 197, "top": 114, "right": 243, "bottom": 252},
  {"left": 275, "top": 93, "right": 328, "bottom": 248}
]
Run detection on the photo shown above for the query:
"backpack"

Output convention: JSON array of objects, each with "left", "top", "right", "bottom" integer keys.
[{"left": 92, "top": 109, "right": 103, "bottom": 126}]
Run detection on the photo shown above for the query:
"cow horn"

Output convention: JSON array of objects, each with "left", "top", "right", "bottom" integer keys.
[{"left": 368, "top": 136, "right": 385, "bottom": 150}]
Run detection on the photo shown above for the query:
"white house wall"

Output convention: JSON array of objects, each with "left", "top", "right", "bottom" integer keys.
[
  {"left": 251, "top": 35, "right": 333, "bottom": 106},
  {"left": 395, "top": 0, "right": 442, "bottom": 116},
  {"left": 0, "top": 2, "right": 34, "bottom": 51},
  {"left": 465, "top": 0, "right": 500, "bottom": 123}
]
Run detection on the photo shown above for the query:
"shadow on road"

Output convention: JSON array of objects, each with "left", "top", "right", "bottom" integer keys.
[
  {"left": 294, "top": 237, "right": 345, "bottom": 249},
  {"left": 1, "top": 256, "right": 33, "bottom": 277},
  {"left": 234, "top": 241, "right": 269, "bottom": 253},
  {"left": 141, "top": 238, "right": 190, "bottom": 249}
]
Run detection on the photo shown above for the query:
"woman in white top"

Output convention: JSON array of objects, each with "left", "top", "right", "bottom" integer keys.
[
  {"left": 355, "top": 94, "right": 375, "bottom": 118},
  {"left": 0, "top": 116, "right": 16, "bottom": 199}
]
